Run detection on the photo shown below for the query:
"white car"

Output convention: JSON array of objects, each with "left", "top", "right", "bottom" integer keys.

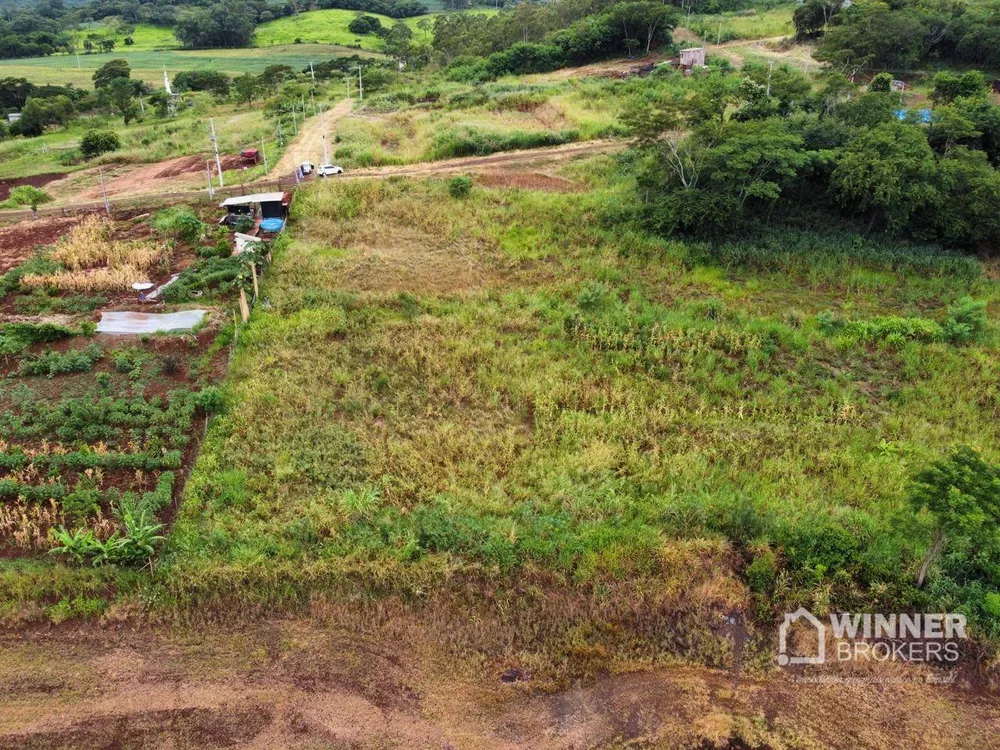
[
  {"left": 299, "top": 161, "right": 314, "bottom": 175},
  {"left": 317, "top": 164, "right": 344, "bottom": 177}
]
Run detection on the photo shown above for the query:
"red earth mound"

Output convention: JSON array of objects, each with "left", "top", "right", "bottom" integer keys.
[{"left": 0, "top": 216, "right": 82, "bottom": 273}]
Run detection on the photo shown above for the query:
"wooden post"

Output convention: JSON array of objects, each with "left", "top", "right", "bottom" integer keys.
[
  {"left": 251, "top": 263, "right": 260, "bottom": 301},
  {"left": 239, "top": 288, "right": 250, "bottom": 323}
]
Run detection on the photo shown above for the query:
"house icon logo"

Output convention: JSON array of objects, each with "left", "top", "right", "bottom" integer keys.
[{"left": 778, "top": 607, "right": 825, "bottom": 666}]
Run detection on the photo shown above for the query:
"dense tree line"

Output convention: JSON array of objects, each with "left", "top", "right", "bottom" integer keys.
[
  {"left": 434, "top": 0, "right": 679, "bottom": 81},
  {"left": 0, "top": 0, "right": 430, "bottom": 58},
  {"left": 800, "top": 0, "right": 1000, "bottom": 74},
  {"left": 630, "top": 63, "right": 1000, "bottom": 250},
  {"left": 313, "top": 0, "right": 427, "bottom": 19}
]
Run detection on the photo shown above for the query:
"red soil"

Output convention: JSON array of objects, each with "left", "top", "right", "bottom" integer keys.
[
  {"left": 0, "top": 216, "right": 82, "bottom": 273},
  {"left": 0, "top": 172, "right": 66, "bottom": 202}
]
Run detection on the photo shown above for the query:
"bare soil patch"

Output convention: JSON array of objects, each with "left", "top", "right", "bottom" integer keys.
[
  {"left": 476, "top": 170, "right": 580, "bottom": 193},
  {"left": 77, "top": 154, "right": 245, "bottom": 200},
  {"left": 0, "top": 216, "right": 82, "bottom": 273},
  {"left": 0, "top": 616, "right": 997, "bottom": 749}
]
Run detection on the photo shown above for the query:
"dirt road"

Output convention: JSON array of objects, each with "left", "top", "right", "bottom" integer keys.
[
  {"left": 1, "top": 617, "right": 997, "bottom": 749},
  {"left": 344, "top": 139, "right": 621, "bottom": 179},
  {"left": 0, "top": 139, "right": 621, "bottom": 220},
  {"left": 272, "top": 98, "right": 354, "bottom": 178}
]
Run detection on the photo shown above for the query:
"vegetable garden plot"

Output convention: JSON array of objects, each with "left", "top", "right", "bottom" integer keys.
[{"left": 0, "top": 204, "right": 275, "bottom": 568}]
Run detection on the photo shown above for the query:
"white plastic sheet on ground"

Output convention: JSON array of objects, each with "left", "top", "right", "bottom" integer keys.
[{"left": 96, "top": 310, "right": 206, "bottom": 334}]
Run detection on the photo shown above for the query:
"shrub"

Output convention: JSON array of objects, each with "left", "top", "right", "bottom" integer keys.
[
  {"left": 447, "top": 175, "right": 473, "bottom": 199},
  {"left": 942, "top": 297, "right": 987, "bottom": 344},
  {"left": 193, "top": 386, "right": 225, "bottom": 413},
  {"left": 348, "top": 14, "right": 383, "bottom": 35},
  {"left": 153, "top": 207, "right": 204, "bottom": 245},
  {"left": 161, "top": 353, "right": 182, "bottom": 375},
  {"left": 233, "top": 215, "right": 255, "bottom": 234},
  {"left": 18, "top": 344, "right": 103, "bottom": 377},
  {"left": 746, "top": 549, "right": 778, "bottom": 593},
  {"left": 80, "top": 129, "right": 121, "bottom": 159},
  {"left": 430, "top": 127, "right": 578, "bottom": 160},
  {"left": 2, "top": 185, "right": 52, "bottom": 209}
]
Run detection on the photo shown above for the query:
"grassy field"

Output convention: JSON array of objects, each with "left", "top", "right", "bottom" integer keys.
[
  {"left": 140, "top": 162, "right": 997, "bottom": 629},
  {"left": 255, "top": 9, "right": 408, "bottom": 50},
  {"left": 0, "top": 83, "right": 342, "bottom": 182},
  {"left": 0, "top": 44, "right": 381, "bottom": 88},
  {"left": 687, "top": 4, "right": 796, "bottom": 43},
  {"left": 327, "top": 77, "right": 632, "bottom": 168},
  {"left": 254, "top": 8, "right": 495, "bottom": 49},
  {"left": 72, "top": 21, "right": 182, "bottom": 51}
]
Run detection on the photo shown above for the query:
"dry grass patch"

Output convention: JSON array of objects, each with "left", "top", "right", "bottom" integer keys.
[
  {"left": 20, "top": 215, "right": 169, "bottom": 293},
  {"left": 291, "top": 180, "right": 513, "bottom": 295}
]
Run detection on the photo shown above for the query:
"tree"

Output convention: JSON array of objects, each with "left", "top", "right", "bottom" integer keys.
[
  {"left": 793, "top": 0, "right": 839, "bottom": 39},
  {"left": 930, "top": 70, "right": 988, "bottom": 105},
  {"left": 174, "top": 0, "right": 256, "bottom": 49},
  {"left": 732, "top": 76, "right": 777, "bottom": 122},
  {"left": 909, "top": 447, "right": 1000, "bottom": 588},
  {"left": 639, "top": 117, "right": 810, "bottom": 233},
  {"left": 173, "top": 70, "right": 231, "bottom": 97},
  {"left": 259, "top": 64, "right": 296, "bottom": 92},
  {"left": 831, "top": 122, "right": 938, "bottom": 231},
  {"left": 348, "top": 14, "right": 383, "bottom": 35},
  {"left": 868, "top": 72, "right": 892, "bottom": 93},
  {"left": 382, "top": 21, "right": 414, "bottom": 60},
  {"left": 926, "top": 106, "right": 981, "bottom": 155},
  {"left": 606, "top": 2, "right": 677, "bottom": 56},
  {"left": 16, "top": 98, "right": 48, "bottom": 136},
  {"left": 14, "top": 95, "right": 73, "bottom": 136},
  {"left": 931, "top": 148, "right": 1000, "bottom": 245},
  {"left": 743, "top": 61, "right": 811, "bottom": 115},
  {"left": 816, "top": 0, "right": 926, "bottom": 75},
  {"left": 0, "top": 77, "right": 35, "bottom": 109},
  {"left": 232, "top": 73, "right": 261, "bottom": 107},
  {"left": 101, "top": 77, "right": 138, "bottom": 124},
  {"left": 93, "top": 58, "right": 130, "bottom": 89}
]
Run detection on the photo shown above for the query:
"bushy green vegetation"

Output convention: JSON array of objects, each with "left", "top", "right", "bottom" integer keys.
[
  {"left": 254, "top": 8, "right": 407, "bottom": 49},
  {"left": 627, "top": 63, "right": 1000, "bottom": 248},
  {"left": 436, "top": 1, "right": 679, "bottom": 82},
  {"left": 0, "top": 185, "right": 53, "bottom": 210},
  {"left": 688, "top": 5, "right": 796, "bottom": 43},
  {"left": 806, "top": 0, "right": 1000, "bottom": 71},
  {"left": 80, "top": 129, "right": 121, "bottom": 158}
]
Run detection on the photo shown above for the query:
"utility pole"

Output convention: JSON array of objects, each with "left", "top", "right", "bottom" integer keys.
[
  {"left": 209, "top": 118, "right": 224, "bottom": 188},
  {"left": 310, "top": 90, "right": 316, "bottom": 116},
  {"left": 76, "top": 53, "right": 81, "bottom": 69},
  {"left": 766, "top": 60, "right": 774, "bottom": 96},
  {"left": 357, "top": 64, "right": 363, "bottom": 101},
  {"left": 260, "top": 136, "right": 268, "bottom": 173},
  {"left": 206, "top": 161, "right": 215, "bottom": 199},
  {"left": 291, "top": 109, "right": 298, "bottom": 135},
  {"left": 99, "top": 168, "right": 111, "bottom": 217},
  {"left": 717, "top": 20, "right": 723, "bottom": 45},
  {"left": 310, "top": 62, "right": 315, "bottom": 84}
]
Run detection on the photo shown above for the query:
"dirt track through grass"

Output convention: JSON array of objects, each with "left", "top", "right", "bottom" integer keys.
[{"left": 272, "top": 99, "right": 355, "bottom": 177}]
